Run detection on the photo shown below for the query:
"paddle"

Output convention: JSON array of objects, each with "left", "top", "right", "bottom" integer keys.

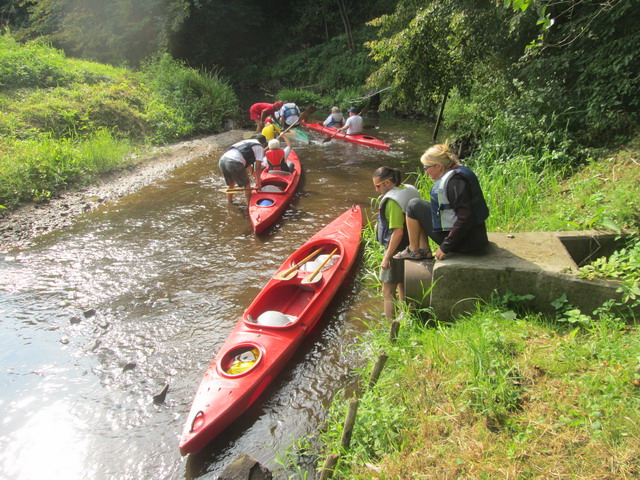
[
  {"left": 218, "top": 186, "right": 258, "bottom": 193},
  {"left": 273, "top": 247, "right": 324, "bottom": 281},
  {"left": 322, "top": 104, "right": 369, "bottom": 143},
  {"left": 300, "top": 247, "right": 339, "bottom": 284}
]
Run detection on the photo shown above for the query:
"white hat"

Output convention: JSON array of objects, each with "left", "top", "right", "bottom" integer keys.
[{"left": 268, "top": 139, "right": 280, "bottom": 150}]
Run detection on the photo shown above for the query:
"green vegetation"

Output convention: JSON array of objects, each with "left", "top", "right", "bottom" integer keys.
[
  {"left": 2, "top": 2, "right": 640, "bottom": 477},
  {"left": 316, "top": 303, "right": 639, "bottom": 479},
  {"left": 278, "top": 137, "right": 640, "bottom": 479},
  {"left": 0, "top": 35, "right": 238, "bottom": 208}
]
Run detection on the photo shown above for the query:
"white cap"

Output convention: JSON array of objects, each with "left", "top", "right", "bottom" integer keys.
[{"left": 268, "top": 139, "right": 280, "bottom": 150}]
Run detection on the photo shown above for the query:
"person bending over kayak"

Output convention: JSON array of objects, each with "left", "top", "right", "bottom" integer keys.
[
  {"left": 261, "top": 122, "right": 281, "bottom": 141},
  {"left": 275, "top": 102, "right": 300, "bottom": 128},
  {"left": 262, "top": 134, "right": 295, "bottom": 173},
  {"left": 338, "top": 106, "right": 363, "bottom": 135},
  {"left": 218, "top": 135, "right": 267, "bottom": 204},
  {"left": 394, "top": 143, "right": 490, "bottom": 261},
  {"left": 323, "top": 107, "right": 344, "bottom": 128},
  {"left": 250, "top": 102, "right": 282, "bottom": 132},
  {"left": 373, "top": 166, "right": 421, "bottom": 320}
]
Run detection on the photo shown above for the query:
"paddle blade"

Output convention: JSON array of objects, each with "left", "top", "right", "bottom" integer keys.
[
  {"left": 290, "top": 128, "right": 309, "bottom": 143},
  {"left": 299, "top": 106, "right": 316, "bottom": 122},
  {"left": 300, "top": 272, "right": 320, "bottom": 284},
  {"left": 273, "top": 269, "right": 298, "bottom": 281}
]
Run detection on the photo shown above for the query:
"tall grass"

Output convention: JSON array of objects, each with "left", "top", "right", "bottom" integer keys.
[
  {"left": 0, "top": 35, "right": 239, "bottom": 208},
  {"left": 0, "top": 130, "right": 130, "bottom": 207},
  {"left": 314, "top": 299, "right": 640, "bottom": 479}
]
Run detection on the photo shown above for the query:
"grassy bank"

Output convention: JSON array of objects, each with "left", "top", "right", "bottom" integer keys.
[
  {"left": 279, "top": 138, "right": 640, "bottom": 479},
  {"left": 0, "top": 35, "right": 238, "bottom": 209}
]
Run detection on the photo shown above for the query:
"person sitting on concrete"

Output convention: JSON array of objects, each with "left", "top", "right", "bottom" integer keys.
[
  {"left": 323, "top": 106, "right": 344, "bottom": 128},
  {"left": 218, "top": 135, "right": 268, "bottom": 203},
  {"left": 394, "top": 143, "right": 489, "bottom": 261},
  {"left": 262, "top": 134, "right": 294, "bottom": 173},
  {"left": 337, "top": 106, "right": 364, "bottom": 135}
]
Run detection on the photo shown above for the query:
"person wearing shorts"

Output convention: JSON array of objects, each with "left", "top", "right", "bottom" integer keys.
[{"left": 218, "top": 135, "right": 267, "bottom": 203}]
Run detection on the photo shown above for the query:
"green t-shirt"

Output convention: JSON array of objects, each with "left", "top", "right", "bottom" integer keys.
[{"left": 385, "top": 198, "right": 404, "bottom": 230}]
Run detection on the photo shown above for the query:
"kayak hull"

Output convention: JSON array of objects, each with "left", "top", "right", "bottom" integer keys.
[
  {"left": 300, "top": 120, "right": 390, "bottom": 150},
  {"left": 179, "top": 206, "right": 363, "bottom": 455},
  {"left": 249, "top": 150, "right": 302, "bottom": 233}
]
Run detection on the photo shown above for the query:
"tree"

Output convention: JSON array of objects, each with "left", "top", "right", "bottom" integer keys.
[{"left": 365, "top": 0, "right": 528, "bottom": 114}]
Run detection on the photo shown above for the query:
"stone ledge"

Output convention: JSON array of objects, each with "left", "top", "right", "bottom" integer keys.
[{"left": 405, "top": 231, "right": 628, "bottom": 321}]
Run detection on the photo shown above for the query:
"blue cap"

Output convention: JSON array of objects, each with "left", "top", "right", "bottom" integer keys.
[{"left": 348, "top": 107, "right": 358, "bottom": 114}]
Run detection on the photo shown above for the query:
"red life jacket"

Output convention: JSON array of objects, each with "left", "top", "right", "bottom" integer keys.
[{"left": 265, "top": 149, "right": 288, "bottom": 171}]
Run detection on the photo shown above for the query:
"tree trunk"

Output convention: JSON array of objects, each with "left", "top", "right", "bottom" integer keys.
[
  {"left": 337, "top": 0, "right": 354, "bottom": 50},
  {"left": 432, "top": 89, "right": 449, "bottom": 143}
]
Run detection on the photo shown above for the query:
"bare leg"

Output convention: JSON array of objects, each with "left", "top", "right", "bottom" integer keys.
[
  {"left": 406, "top": 216, "right": 422, "bottom": 252},
  {"left": 226, "top": 182, "right": 236, "bottom": 204},
  {"left": 382, "top": 282, "right": 397, "bottom": 319},
  {"left": 398, "top": 282, "right": 405, "bottom": 303}
]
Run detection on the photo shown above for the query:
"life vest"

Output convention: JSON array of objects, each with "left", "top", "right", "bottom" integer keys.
[
  {"left": 326, "top": 113, "right": 344, "bottom": 128},
  {"left": 231, "top": 139, "right": 260, "bottom": 166},
  {"left": 262, "top": 123, "right": 281, "bottom": 140},
  {"left": 281, "top": 103, "right": 300, "bottom": 120},
  {"left": 430, "top": 166, "right": 489, "bottom": 232},
  {"left": 376, "top": 185, "right": 421, "bottom": 247},
  {"left": 265, "top": 149, "right": 288, "bottom": 171}
]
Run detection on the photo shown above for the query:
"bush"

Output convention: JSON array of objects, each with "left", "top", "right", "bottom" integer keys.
[{"left": 141, "top": 53, "right": 239, "bottom": 142}]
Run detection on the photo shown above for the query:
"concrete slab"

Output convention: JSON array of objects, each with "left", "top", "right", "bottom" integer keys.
[{"left": 404, "top": 231, "right": 630, "bottom": 321}]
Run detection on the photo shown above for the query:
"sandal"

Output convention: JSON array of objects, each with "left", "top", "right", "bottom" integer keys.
[{"left": 394, "top": 248, "right": 433, "bottom": 260}]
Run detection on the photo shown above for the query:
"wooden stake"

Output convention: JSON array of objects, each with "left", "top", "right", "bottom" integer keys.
[{"left": 368, "top": 351, "right": 388, "bottom": 390}]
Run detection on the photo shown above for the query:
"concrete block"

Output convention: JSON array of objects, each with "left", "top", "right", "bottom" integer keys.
[{"left": 404, "top": 231, "right": 630, "bottom": 321}]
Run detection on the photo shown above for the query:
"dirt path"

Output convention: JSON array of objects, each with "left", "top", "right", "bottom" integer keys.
[{"left": 0, "top": 130, "right": 245, "bottom": 253}]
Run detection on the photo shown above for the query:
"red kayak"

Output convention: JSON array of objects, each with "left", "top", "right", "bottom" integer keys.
[
  {"left": 301, "top": 120, "right": 390, "bottom": 150},
  {"left": 179, "top": 205, "right": 363, "bottom": 455},
  {"left": 249, "top": 149, "right": 302, "bottom": 233}
]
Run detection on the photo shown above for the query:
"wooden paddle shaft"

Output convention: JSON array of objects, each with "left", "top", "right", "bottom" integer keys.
[
  {"left": 281, "top": 247, "right": 324, "bottom": 276},
  {"left": 305, "top": 247, "right": 339, "bottom": 283}
]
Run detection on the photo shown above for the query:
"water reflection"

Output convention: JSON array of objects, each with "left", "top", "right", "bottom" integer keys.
[{"left": 0, "top": 115, "right": 434, "bottom": 479}]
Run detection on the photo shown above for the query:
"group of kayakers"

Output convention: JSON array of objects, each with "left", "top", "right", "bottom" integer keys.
[
  {"left": 373, "top": 143, "right": 490, "bottom": 319},
  {"left": 218, "top": 127, "right": 294, "bottom": 203},
  {"left": 322, "top": 106, "right": 364, "bottom": 135},
  {"left": 222, "top": 102, "right": 490, "bottom": 321}
]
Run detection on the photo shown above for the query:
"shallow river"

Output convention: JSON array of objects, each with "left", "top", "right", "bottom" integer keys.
[{"left": 0, "top": 114, "right": 437, "bottom": 479}]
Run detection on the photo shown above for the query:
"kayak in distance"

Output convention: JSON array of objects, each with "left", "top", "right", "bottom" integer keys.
[
  {"left": 179, "top": 205, "right": 363, "bottom": 455},
  {"left": 300, "top": 120, "right": 390, "bottom": 150},
  {"left": 249, "top": 149, "right": 302, "bottom": 234}
]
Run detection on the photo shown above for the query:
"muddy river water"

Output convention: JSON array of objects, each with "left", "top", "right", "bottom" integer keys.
[{"left": 1, "top": 114, "right": 437, "bottom": 479}]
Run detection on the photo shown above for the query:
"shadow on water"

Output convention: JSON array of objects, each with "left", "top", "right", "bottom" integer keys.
[{"left": 0, "top": 113, "right": 436, "bottom": 479}]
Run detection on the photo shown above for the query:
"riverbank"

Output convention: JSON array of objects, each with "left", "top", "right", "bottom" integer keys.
[{"left": 0, "top": 129, "right": 244, "bottom": 253}]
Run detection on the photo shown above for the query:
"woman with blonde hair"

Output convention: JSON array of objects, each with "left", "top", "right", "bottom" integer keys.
[
  {"left": 394, "top": 143, "right": 490, "bottom": 261},
  {"left": 323, "top": 106, "right": 344, "bottom": 128}
]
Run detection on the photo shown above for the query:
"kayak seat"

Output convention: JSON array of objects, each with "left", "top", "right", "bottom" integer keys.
[
  {"left": 260, "top": 185, "right": 282, "bottom": 192},
  {"left": 256, "top": 310, "right": 296, "bottom": 326}
]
